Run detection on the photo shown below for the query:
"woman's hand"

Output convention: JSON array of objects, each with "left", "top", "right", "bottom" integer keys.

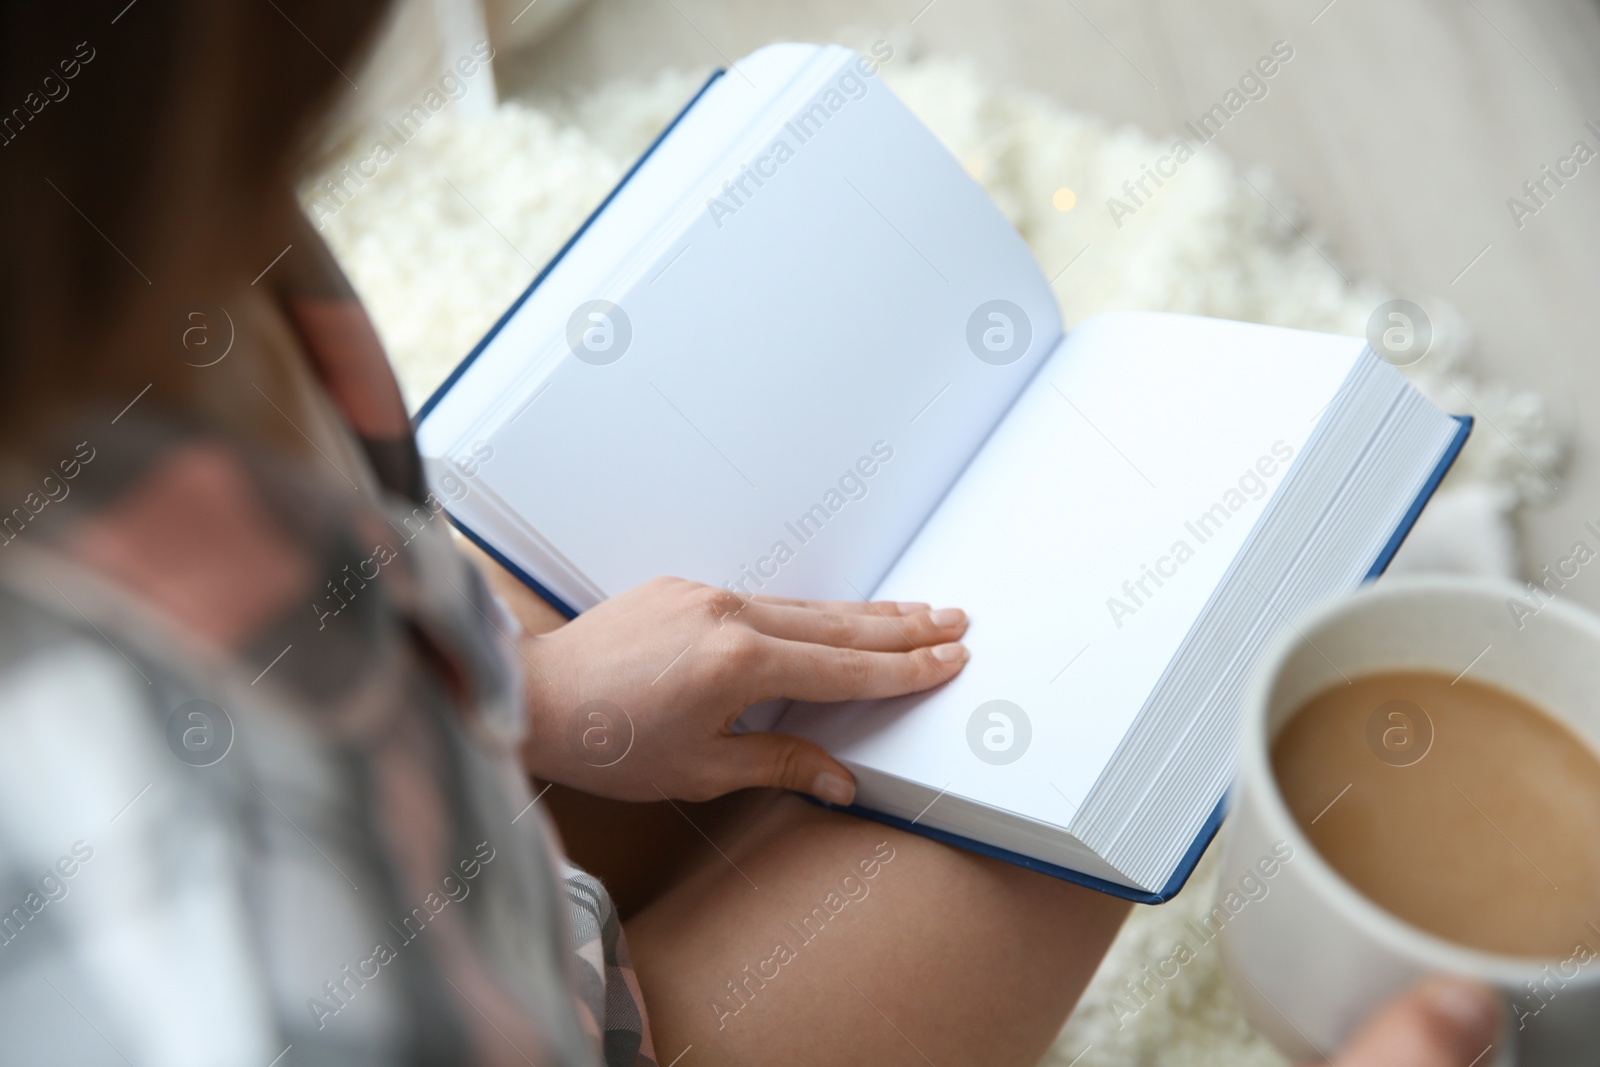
[
  {"left": 515, "top": 577, "right": 969, "bottom": 805},
  {"left": 1320, "top": 980, "right": 1502, "bottom": 1067}
]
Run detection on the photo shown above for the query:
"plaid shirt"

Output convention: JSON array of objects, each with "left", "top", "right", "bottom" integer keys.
[{"left": 0, "top": 270, "right": 655, "bottom": 1066}]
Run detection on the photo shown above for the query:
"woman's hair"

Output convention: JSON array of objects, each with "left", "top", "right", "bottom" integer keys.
[{"left": 0, "top": 0, "right": 391, "bottom": 442}]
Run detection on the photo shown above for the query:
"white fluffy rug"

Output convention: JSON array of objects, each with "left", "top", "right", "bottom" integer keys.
[{"left": 310, "top": 50, "right": 1563, "bottom": 1067}]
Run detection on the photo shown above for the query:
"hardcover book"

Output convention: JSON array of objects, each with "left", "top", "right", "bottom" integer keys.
[{"left": 415, "top": 43, "right": 1469, "bottom": 902}]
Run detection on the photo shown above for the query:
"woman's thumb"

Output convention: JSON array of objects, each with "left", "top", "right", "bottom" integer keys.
[{"left": 729, "top": 732, "right": 857, "bottom": 806}]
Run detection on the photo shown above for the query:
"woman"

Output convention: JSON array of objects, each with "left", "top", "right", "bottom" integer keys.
[{"left": 0, "top": 3, "right": 1497, "bottom": 1064}]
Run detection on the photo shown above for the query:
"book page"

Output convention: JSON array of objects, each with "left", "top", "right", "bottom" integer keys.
[
  {"left": 783, "top": 312, "right": 1365, "bottom": 826},
  {"left": 416, "top": 44, "right": 829, "bottom": 449},
  {"left": 468, "top": 46, "right": 1063, "bottom": 603}
]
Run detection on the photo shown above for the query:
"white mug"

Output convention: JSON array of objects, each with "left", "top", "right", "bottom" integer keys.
[{"left": 1218, "top": 575, "right": 1600, "bottom": 1065}]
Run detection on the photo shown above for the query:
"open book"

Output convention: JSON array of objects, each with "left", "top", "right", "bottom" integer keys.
[{"left": 416, "top": 43, "right": 1469, "bottom": 902}]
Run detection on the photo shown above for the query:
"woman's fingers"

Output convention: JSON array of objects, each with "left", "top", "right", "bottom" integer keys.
[
  {"left": 747, "top": 634, "right": 968, "bottom": 703},
  {"left": 1326, "top": 980, "right": 1501, "bottom": 1067},
  {"left": 742, "top": 600, "right": 967, "bottom": 651}
]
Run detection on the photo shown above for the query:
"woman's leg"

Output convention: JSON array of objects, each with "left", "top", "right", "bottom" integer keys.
[
  {"left": 540, "top": 782, "right": 740, "bottom": 918},
  {"left": 621, "top": 790, "right": 1130, "bottom": 1067}
]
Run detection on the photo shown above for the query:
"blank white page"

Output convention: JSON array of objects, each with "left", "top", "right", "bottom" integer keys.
[
  {"left": 417, "top": 44, "right": 829, "bottom": 454},
  {"left": 470, "top": 47, "right": 1061, "bottom": 603},
  {"left": 783, "top": 312, "right": 1365, "bottom": 826}
]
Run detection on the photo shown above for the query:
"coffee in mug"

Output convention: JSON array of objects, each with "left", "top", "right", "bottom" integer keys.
[
  {"left": 1218, "top": 577, "right": 1600, "bottom": 1065},
  {"left": 1272, "top": 670, "right": 1600, "bottom": 959}
]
